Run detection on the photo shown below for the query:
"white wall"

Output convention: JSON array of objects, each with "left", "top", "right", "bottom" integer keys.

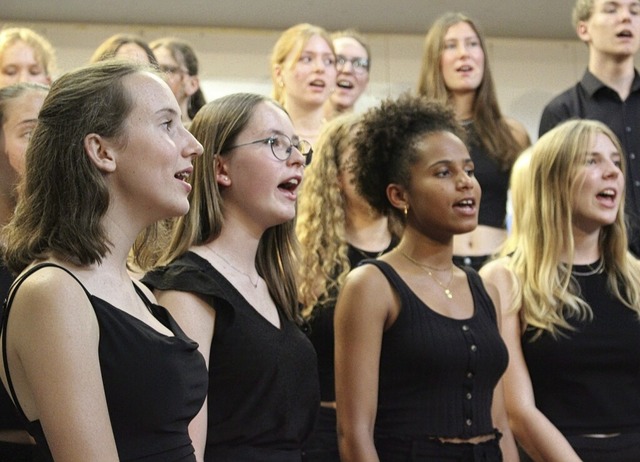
[{"left": 3, "top": 21, "right": 593, "bottom": 141}]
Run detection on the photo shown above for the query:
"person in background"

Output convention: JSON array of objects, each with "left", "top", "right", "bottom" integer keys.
[
  {"left": 539, "top": 0, "right": 640, "bottom": 257},
  {"left": 0, "top": 28, "right": 55, "bottom": 88},
  {"left": 271, "top": 23, "right": 336, "bottom": 147},
  {"left": 417, "top": 12, "right": 529, "bottom": 271},
  {"left": 0, "top": 60, "right": 206, "bottom": 461},
  {"left": 150, "top": 37, "right": 206, "bottom": 125},
  {"left": 90, "top": 33, "right": 158, "bottom": 65},
  {"left": 297, "top": 113, "right": 399, "bottom": 461},
  {"left": 0, "top": 82, "right": 48, "bottom": 462},
  {"left": 143, "top": 93, "right": 319, "bottom": 462},
  {"left": 334, "top": 94, "right": 517, "bottom": 461},
  {"left": 323, "top": 30, "right": 370, "bottom": 120},
  {"left": 482, "top": 119, "right": 640, "bottom": 461}
]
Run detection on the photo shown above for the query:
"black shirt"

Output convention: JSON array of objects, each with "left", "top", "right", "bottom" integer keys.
[{"left": 539, "top": 70, "right": 640, "bottom": 256}]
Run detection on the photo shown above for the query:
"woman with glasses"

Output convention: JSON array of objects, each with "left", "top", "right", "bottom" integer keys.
[
  {"left": 297, "top": 113, "right": 400, "bottom": 461},
  {"left": 334, "top": 94, "right": 517, "bottom": 461},
  {"left": 143, "top": 93, "right": 319, "bottom": 462},
  {"left": 324, "top": 30, "right": 371, "bottom": 121},
  {"left": 417, "top": 12, "right": 529, "bottom": 271},
  {"left": 271, "top": 23, "right": 337, "bottom": 147},
  {"left": 150, "top": 37, "right": 206, "bottom": 126}
]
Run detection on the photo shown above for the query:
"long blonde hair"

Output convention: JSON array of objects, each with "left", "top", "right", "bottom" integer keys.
[
  {"left": 158, "top": 93, "right": 301, "bottom": 322},
  {"left": 506, "top": 119, "right": 640, "bottom": 337},
  {"left": 297, "top": 113, "right": 360, "bottom": 315},
  {"left": 417, "top": 12, "right": 523, "bottom": 170}
]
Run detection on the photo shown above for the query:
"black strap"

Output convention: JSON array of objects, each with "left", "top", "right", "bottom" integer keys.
[{"left": 1, "top": 263, "right": 90, "bottom": 423}]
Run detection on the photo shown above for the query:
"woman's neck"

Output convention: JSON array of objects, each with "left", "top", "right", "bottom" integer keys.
[
  {"left": 395, "top": 226, "right": 453, "bottom": 266},
  {"left": 449, "top": 91, "right": 476, "bottom": 121},
  {"left": 285, "top": 101, "right": 326, "bottom": 143},
  {"left": 345, "top": 207, "right": 391, "bottom": 252},
  {"left": 565, "top": 225, "right": 601, "bottom": 265}
]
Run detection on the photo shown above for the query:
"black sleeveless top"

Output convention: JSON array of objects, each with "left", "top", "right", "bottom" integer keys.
[
  {"left": 143, "top": 251, "right": 320, "bottom": 462},
  {"left": 1, "top": 263, "right": 208, "bottom": 461},
  {"left": 522, "top": 265, "right": 640, "bottom": 435},
  {"left": 365, "top": 260, "right": 508, "bottom": 440},
  {"left": 465, "top": 123, "right": 510, "bottom": 229}
]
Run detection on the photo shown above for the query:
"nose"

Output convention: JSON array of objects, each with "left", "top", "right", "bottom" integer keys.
[
  {"left": 288, "top": 145, "right": 306, "bottom": 167},
  {"left": 456, "top": 170, "right": 474, "bottom": 190},
  {"left": 184, "top": 130, "right": 203, "bottom": 158},
  {"left": 603, "top": 158, "right": 622, "bottom": 178}
]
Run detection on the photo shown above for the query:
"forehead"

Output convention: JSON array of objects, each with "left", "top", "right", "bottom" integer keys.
[
  {"left": 415, "top": 130, "right": 469, "bottom": 163},
  {"left": 301, "top": 34, "right": 333, "bottom": 53},
  {"left": 246, "top": 101, "right": 294, "bottom": 134},
  {"left": 333, "top": 37, "right": 367, "bottom": 57},
  {"left": 444, "top": 21, "right": 479, "bottom": 40},
  {"left": 116, "top": 43, "right": 151, "bottom": 64},
  {"left": 123, "top": 71, "right": 178, "bottom": 113},
  {"left": 4, "top": 90, "right": 46, "bottom": 120},
  {"left": 153, "top": 46, "right": 177, "bottom": 65},
  {"left": 1, "top": 40, "right": 39, "bottom": 62}
]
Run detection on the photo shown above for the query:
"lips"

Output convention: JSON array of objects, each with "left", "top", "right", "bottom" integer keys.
[
  {"left": 596, "top": 188, "right": 617, "bottom": 206},
  {"left": 309, "top": 79, "right": 326, "bottom": 88},
  {"left": 278, "top": 177, "right": 300, "bottom": 193},
  {"left": 617, "top": 29, "right": 633, "bottom": 38},
  {"left": 337, "top": 79, "right": 354, "bottom": 89}
]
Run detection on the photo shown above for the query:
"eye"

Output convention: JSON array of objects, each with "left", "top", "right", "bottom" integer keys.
[
  {"left": 163, "top": 119, "right": 173, "bottom": 131},
  {"left": 465, "top": 167, "right": 475, "bottom": 177},
  {"left": 299, "top": 55, "right": 313, "bottom": 64},
  {"left": 435, "top": 169, "right": 451, "bottom": 178},
  {"left": 323, "top": 56, "right": 336, "bottom": 66}
]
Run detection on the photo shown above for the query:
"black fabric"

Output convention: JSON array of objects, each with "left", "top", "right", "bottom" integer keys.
[
  {"left": 374, "top": 433, "right": 502, "bottom": 462},
  {"left": 452, "top": 255, "right": 491, "bottom": 272},
  {"left": 363, "top": 260, "right": 508, "bottom": 440},
  {"left": 1, "top": 263, "right": 208, "bottom": 462},
  {"left": 464, "top": 123, "right": 510, "bottom": 229},
  {"left": 522, "top": 266, "right": 640, "bottom": 437},
  {"left": 539, "top": 70, "right": 640, "bottom": 256},
  {"left": 143, "top": 251, "right": 320, "bottom": 462}
]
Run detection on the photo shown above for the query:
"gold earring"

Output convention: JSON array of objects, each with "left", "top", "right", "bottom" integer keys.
[{"left": 404, "top": 206, "right": 408, "bottom": 219}]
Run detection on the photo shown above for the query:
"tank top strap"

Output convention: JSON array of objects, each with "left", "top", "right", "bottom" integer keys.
[
  {"left": 458, "top": 265, "right": 498, "bottom": 324},
  {"left": 1, "top": 262, "right": 91, "bottom": 424},
  {"left": 361, "top": 259, "right": 414, "bottom": 299}
]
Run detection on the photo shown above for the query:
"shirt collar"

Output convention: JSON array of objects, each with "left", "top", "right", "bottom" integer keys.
[{"left": 581, "top": 68, "right": 640, "bottom": 97}]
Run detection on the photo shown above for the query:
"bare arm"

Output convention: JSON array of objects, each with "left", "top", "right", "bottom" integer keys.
[
  {"left": 481, "top": 260, "right": 581, "bottom": 462},
  {"left": 5, "top": 268, "right": 119, "bottom": 461},
  {"left": 483, "top": 281, "right": 519, "bottom": 462},
  {"left": 334, "top": 266, "right": 394, "bottom": 462},
  {"left": 155, "top": 289, "right": 215, "bottom": 462}
]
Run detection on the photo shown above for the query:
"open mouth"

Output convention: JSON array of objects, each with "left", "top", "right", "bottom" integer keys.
[
  {"left": 617, "top": 30, "right": 633, "bottom": 38},
  {"left": 278, "top": 178, "right": 300, "bottom": 192},
  {"left": 597, "top": 188, "right": 616, "bottom": 204},
  {"left": 457, "top": 65, "right": 473, "bottom": 72},
  {"left": 175, "top": 171, "right": 190, "bottom": 182},
  {"left": 454, "top": 198, "right": 476, "bottom": 210},
  {"left": 310, "top": 79, "right": 326, "bottom": 88},
  {"left": 337, "top": 79, "right": 354, "bottom": 89}
]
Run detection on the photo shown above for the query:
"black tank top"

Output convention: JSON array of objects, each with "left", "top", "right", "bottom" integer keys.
[
  {"left": 365, "top": 260, "right": 508, "bottom": 440},
  {"left": 1, "top": 263, "right": 208, "bottom": 461}
]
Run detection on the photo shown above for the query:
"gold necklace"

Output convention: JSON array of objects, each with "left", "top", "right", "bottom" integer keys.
[{"left": 400, "top": 251, "right": 454, "bottom": 299}]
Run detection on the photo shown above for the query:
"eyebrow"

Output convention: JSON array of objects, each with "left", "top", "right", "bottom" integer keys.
[
  {"left": 155, "top": 107, "right": 180, "bottom": 117},
  {"left": 428, "top": 158, "right": 473, "bottom": 168}
]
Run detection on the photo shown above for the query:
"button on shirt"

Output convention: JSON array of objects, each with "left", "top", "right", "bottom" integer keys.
[{"left": 539, "top": 70, "right": 640, "bottom": 256}]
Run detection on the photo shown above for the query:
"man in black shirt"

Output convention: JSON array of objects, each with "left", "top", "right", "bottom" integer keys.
[{"left": 539, "top": 0, "right": 640, "bottom": 256}]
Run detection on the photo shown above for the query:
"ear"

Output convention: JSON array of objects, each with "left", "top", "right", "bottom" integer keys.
[
  {"left": 84, "top": 133, "right": 117, "bottom": 173},
  {"left": 184, "top": 75, "right": 199, "bottom": 97},
  {"left": 273, "top": 64, "right": 284, "bottom": 87},
  {"left": 215, "top": 154, "right": 231, "bottom": 187},
  {"left": 386, "top": 182, "right": 408, "bottom": 213},
  {"left": 576, "top": 20, "right": 590, "bottom": 43}
]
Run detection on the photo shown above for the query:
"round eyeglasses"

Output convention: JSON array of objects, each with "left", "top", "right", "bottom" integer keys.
[
  {"left": 226, "top": 134, "right": 313, "bottom": 165},
  {"left": 336, "top": 55, "right": 369, "bottom": 74}
]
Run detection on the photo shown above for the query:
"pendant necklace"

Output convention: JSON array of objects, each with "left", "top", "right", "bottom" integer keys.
[
  {"left": 401, "top": 251, "right": 454, "bottom": 299},
  {"left": 209, "top": 247, "right": 259, "bottom": 288}
]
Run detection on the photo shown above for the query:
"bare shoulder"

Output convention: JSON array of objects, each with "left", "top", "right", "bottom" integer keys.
[
  {"left": 338, "top": 262, "right": 396, "bottom": 321},
  {"left": 505, "top": 117, "right": 531, "bottom": 149},
  {"left": 479, "top": 257, "right": 518, "bottom": 315},
  {"left": 9, "top": 265, "right": 99, "bottom": 349}
]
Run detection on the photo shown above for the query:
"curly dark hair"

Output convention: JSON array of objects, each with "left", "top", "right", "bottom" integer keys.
[{"left": 354, "top": 94, "right": 465, "bottom": 219}]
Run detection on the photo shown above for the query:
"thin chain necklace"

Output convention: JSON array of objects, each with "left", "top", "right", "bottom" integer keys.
[
  {"left": 400, "top": 251, "right": 454, "bottom": 299},
  {"left": 570, "top": 258, "right": 604, "bottom": 277},
  {"left": 208, "top": 247, "right": 259, "bottom": 288}
]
